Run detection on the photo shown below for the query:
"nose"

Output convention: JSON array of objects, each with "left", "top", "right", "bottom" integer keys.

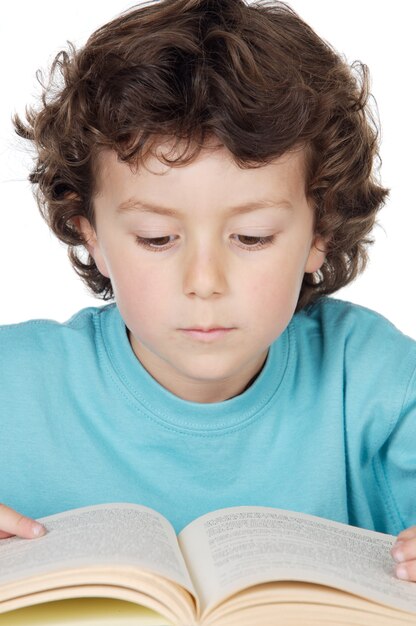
[{"left": 183, "top": 238, "right": 228, "bottom": 298}]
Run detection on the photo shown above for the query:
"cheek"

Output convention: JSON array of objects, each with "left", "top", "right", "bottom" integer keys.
[
  {"left": 106, "top": 252, "right": 167, "bottom": 321},
  {"left": 247, "top": 261, "right": 304, "bottom": 327},
  {"left": 112, "top": 267, "right": 166, "bottom": 346}
]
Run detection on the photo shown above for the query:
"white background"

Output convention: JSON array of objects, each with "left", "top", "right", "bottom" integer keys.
[{"left": 1, "top": 1, "right": 415, "bottom": 337}]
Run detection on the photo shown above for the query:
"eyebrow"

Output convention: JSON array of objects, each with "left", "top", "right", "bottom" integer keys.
[{"left": 116, "top": 198, "right": 293, "bottom": 217}]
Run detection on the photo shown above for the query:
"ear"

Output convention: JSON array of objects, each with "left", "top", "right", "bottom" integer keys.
[
  {"left": 305, "top": 234, "right": 328, "bottom": 274},
  {"left": 71, "top": 215, "right": 110, "bottom": 279}
]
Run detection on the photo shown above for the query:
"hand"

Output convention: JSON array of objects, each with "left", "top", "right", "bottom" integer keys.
[
  {"left": 0, "top": 503, "right": 46, "bottom": 539},
  {"left": 391, "top": 526, "right": 416, "bottom": 581}
]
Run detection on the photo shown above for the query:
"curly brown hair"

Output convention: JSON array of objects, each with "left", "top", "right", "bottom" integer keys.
[{"left": 13, "top": 0, "right": 389, "bottom": 311}]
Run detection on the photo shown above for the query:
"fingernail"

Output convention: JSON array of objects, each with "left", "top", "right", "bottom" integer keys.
[
  {"left": 392, "top": 547, "right": 405, "bottom": 563},
  {"left": 31, "top": 522, "right": 46, "bottom": 537},
  {"left": 396, "top": 565, "right": 409, "bottom": 580}
]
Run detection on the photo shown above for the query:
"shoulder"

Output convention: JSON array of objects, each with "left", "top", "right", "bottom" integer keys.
[
  {"left": 0, "top": 303, "right": 115, "bottom": 370},
  {"left": 292, "top": 296, "right": 416, "bottom": 449},
  {"left": 295, "top": 295, "right": 416, "bottom": 356},
  {"left": 292, "top": 296, "right": 416, "bottom": 400}
]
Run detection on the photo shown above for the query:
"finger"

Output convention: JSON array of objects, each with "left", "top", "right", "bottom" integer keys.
[
  {"left": 397, "top": 526, "right": 416, "bottom": 541},
  {"left": 0, "top": 530, "right": 14, "bottom": 539},
  {"left": 0, "top": 503, "right": 46, "bottom": 539},
  {"left": 391, "top": 539, "right": 416, "bottom": 564},
  {"left": 395, "top": 559, "right": 416, "bottom": 582}
]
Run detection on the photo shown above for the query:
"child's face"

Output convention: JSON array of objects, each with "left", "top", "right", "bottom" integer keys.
[{"left": 75, "top": 138, "right": 326, "bottom": 403}]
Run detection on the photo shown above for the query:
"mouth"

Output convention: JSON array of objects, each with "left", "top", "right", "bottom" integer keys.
[
  {"left": 184, "top": 327, "right": 233, "bottom": 332},
  {"left": 180, "top": 328, "right": 235, "bottom": 342}
]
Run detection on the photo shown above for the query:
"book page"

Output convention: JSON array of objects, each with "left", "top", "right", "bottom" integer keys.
[
  {"left": 178, "top": 506, "right": 416, "bottom": 615},
  {"left": 0, "top": 503, "right": 195, "bottom": 597}
]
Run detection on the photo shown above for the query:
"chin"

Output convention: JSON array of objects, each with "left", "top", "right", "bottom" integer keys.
[{"left": 177, "top": 362, "right": 235, "bottom": 382}]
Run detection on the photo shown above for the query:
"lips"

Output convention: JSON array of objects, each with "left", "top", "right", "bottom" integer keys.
[
  {"left": 180, "top": 328, "right": 235, "bottom": 341},
  {"left": 185, "top": 327, "right": 231, "bottom": 332}
]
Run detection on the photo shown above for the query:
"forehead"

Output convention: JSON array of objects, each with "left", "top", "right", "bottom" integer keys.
[{"left": 94, "top": 139, "right": 308, "bottom": 208}]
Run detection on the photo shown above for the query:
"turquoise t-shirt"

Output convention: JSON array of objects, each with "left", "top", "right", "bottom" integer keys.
[{"left": 0, "top": 296, "right": 415, "bottom": 535}]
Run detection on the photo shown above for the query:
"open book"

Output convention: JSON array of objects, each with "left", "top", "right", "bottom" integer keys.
[{"left": 0, "top": 503, "right": 416, "bottom": 626}]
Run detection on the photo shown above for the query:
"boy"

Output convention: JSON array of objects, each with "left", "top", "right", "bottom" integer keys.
[{"left": 1, "top": 0, "right": 415, "bottom": 585}]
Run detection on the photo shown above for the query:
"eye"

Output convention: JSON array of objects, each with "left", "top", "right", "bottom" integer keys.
[
  {"left": 135, "top": 235, "right": 177, "bottom": 251},
  {"left": 232, "top": 234, "right": 276, "bottom": 251},
  {"left": 135, "top": 234, "right": 276, "bottom": 252}
]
